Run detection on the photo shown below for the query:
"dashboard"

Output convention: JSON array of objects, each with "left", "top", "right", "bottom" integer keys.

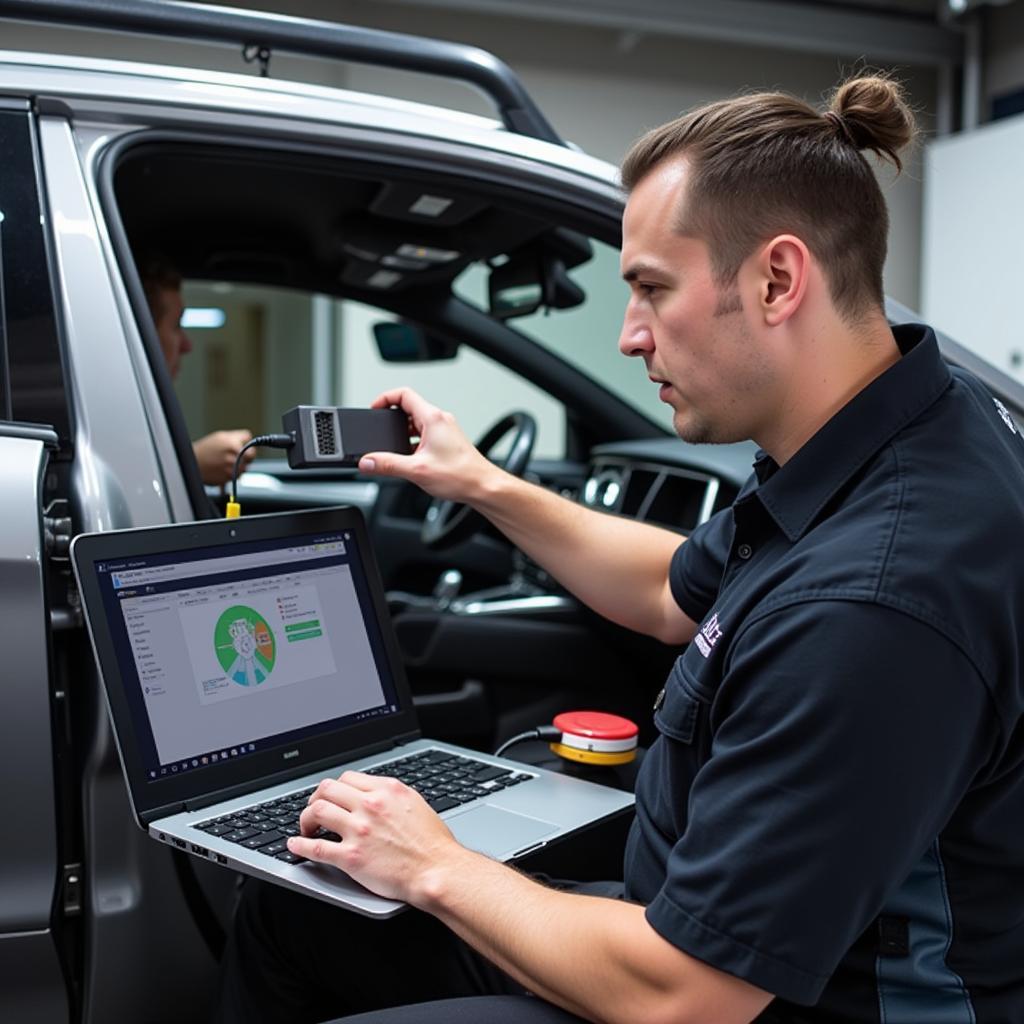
[{"left": 579, "top": 439, "right": 757, "bottom": 533}]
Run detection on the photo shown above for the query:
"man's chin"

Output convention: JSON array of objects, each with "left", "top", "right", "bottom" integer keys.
[{"left": 674, "top": 414, "right": 737, "bottom": 447}]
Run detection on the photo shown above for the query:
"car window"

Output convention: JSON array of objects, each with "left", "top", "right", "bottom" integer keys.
[
  {"left": 178, "top": 282, "right": 567, "bottom": 459},
  {"left": 453, "top": 239, "right": 673, "bottom": 434}
]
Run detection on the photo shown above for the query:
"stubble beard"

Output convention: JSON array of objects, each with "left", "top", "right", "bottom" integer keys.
[{"left": 672, "top": 284, "right": 750, "bottom": 445}]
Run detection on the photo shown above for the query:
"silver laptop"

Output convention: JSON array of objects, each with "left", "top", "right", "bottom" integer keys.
[{"left": 71, "top": 506, "right": 633, "bottom": 918}]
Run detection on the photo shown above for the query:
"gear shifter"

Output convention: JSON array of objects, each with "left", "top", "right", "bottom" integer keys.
[{"left": 432, "top": 569, "right": 463, "bottom": 611}]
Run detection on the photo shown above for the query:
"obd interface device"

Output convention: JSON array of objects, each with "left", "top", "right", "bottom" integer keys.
[{"left": 282, "top": 406, "right": 410, "bottom": 468}]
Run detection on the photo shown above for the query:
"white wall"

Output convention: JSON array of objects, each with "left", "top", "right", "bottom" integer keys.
[{"left": 922, "top": 111, "right": 1024, "bottom": 383}]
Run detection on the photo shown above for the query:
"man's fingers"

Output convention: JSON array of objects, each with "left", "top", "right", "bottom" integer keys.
[
  {"left": 286, "top": 833, "right": 343, "bottom": 866},
  {"left": 336, "top": 770, "right": 379, "bottom": 791},
  {"left": 358, "top": 451, "right": 417, "bottom": 479},
  {"left": 369, "top": 387, "right": 438, "bottom": 426},
  {"left": 299, "top": 794, "right": 351, "bottom": 837},
  {"left": 308, "top": 775, "right": 369, "bottom": 807}
]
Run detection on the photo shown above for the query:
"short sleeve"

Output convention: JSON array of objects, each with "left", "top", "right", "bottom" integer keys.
[
  {"left": 668, "top": 507, "right": 733, "bottom": 623},
  {"left": 645, "top": 600, "right": 995, "bottom": 1004}
]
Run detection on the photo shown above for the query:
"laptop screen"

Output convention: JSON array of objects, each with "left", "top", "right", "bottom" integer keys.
[{"left": 92, "top": 526, "right": 402, "bottom": 784}]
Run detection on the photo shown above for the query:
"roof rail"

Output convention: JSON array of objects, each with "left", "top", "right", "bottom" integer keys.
[{"left": 0, "top": 0, "right": 565, "bottom": 145}]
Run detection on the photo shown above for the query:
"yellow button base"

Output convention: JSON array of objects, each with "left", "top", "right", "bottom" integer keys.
[{"left": 549, "top": 742, "right": 636, "bottom": 766}]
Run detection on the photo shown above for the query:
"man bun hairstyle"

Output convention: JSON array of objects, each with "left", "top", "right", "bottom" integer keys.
[
  {"left": 621, "top": 74, "right": 917, "bottom": 322},
  {"left": 827, "top": 76, "right": 916, "bottom": 172}
]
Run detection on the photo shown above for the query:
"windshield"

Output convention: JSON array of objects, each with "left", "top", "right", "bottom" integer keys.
[{"left": 454, "top": 239, "right": 673, "bottom": 434}]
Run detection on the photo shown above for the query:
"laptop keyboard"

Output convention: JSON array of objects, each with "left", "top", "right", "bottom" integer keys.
[{"left": 191, "top": 749, "right": 533, "bottom": 864}]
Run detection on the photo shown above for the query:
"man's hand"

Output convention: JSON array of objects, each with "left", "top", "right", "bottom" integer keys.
[
  {"left": 287, "top": 771, "right": 468, "bottom": 904},
  {"left": 358, "top": 388, "right": 499, "bottom": 504},
  {"left": 192, "top": 428, "right": 255, "bottom": 487}
]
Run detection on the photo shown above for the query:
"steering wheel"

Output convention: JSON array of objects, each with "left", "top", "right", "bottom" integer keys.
[{"left": 421, "top": 410, "right": 537, "bottom": 550}]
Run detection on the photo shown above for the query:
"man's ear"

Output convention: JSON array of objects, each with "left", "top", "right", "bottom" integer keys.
[{"left": 755, "top": 235, "right": 810, "bottom": 326}]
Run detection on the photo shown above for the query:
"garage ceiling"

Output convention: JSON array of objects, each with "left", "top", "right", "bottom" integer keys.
[{"left": 374, "top": 0, "right": 965, "bottom": 65}]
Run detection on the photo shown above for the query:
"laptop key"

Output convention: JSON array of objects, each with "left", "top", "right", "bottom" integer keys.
[
  {"left": 470, "top": 766, "right": 511, "bottom": 783},
  {"left": 260, "top": 840, "right": 289, "bottom": 856},
  {"left": 242, "top": 830, "right": 285, "bottom": 850},
  {"left": 428, "top": 796, "right": 460, "bottom": 813},
  {"left": 275, "top": 850, "right": 307, "bottom": 864},
  {"left": 224, "top": 828, "right": 260, "bottom": 843},
  {"left": 203, "top": 823, "right": 232, "bottom": 837},
  {"left": 422, "top": 751, "right": 455, "bottom": 765}
]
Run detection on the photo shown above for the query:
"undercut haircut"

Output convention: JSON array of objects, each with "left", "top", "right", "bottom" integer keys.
[{"left": 620, "top": 76, "right": 917, "bottom": 322}]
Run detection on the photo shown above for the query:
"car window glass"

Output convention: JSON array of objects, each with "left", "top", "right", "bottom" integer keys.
[
  {"left": 178, "top": 282, "right": 566, "bottom": 459},
  {"left": 0, "top": 109, "right": 70, "bottom": 442},
  {"left": 338, "top": 299, "right": 565, "bottom": 457},
  {"left": 454, "top": 239, "right": 673, "bottom": 433}
]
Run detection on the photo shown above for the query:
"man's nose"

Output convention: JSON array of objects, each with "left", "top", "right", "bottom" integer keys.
[{"left": 618, "top": 308, "right": 654, "bottom": 358}]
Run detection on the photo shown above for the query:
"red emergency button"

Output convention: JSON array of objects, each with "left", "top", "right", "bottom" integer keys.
[
  {"left": 550, "top": 711, "right": 638, "bottom": 765},
  {"left": 553, "top": 711, "right": 638, "bottom": 740}
]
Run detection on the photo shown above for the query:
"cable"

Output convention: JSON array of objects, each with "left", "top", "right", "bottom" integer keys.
[
  {"left": 226, "top": 432, "right": 294, "bottom": 518},
  {"left": 494, "top": 726, "right": 561, "bottom": 759},
  {"left": 170, "top": 848, "right": 226, "bottom": 962}
]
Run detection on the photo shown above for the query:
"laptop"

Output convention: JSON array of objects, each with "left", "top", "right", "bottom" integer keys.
[{"left": 71, "top": 506, "right": 634, "bottom": 918}]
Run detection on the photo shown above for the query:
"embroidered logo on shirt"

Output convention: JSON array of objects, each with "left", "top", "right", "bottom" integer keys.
[
  {"left": 994, "top": 398, "right": 1018, "bottom": 436},
  {"left": 693, "top": 612, "right": 724, "bottom": 658}
]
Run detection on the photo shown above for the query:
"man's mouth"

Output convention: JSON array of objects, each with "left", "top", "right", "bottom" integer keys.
[{"left": 649, "top": 375, "right": 672, "bottom": 401}]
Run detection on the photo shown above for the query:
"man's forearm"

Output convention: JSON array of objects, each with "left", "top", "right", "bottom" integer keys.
[
  {"left": 468, "top": 466, "right": 695, "bottom": 644},
  {"left": 412, "top": 847, "right": 768, "bottom": 1024}
]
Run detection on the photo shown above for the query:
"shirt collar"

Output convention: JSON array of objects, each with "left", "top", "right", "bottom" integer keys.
[{"left": 745, "top": 324, "right": 951, "bottom": 542}]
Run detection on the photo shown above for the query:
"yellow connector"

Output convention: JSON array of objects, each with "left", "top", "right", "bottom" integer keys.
[{"left": 225, "top": 500, "right": 241, "bottom": 519}]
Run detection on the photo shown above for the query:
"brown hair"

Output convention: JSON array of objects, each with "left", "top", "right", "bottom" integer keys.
[
  {"left": 139, "top": 253, "right": 182, "bottom": 319},
  {"left": 620, "top": 75, "right": 917, "bottom": 321}
]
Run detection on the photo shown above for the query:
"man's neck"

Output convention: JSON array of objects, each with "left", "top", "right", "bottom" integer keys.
[{"left": 758, "top": 314, "right": 900, "bottom": 466}]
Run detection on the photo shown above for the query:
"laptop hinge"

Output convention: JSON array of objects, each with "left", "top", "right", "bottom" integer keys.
[{"left": 175, "top": 731, "right": 422, "bottom": 814}]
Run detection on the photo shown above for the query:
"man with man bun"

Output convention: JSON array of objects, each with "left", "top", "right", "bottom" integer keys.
[{"left": 218, "top": 76, "right": 1024, "bottom": 1024}]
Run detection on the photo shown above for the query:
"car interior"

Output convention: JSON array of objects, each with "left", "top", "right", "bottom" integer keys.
[{"left": 108, "top": 138, "right": 754, "bottom": 759}]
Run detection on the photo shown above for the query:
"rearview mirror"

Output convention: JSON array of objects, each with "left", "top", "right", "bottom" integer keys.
[
  {"left": 372, "top": 321, "right": 458, "bottom": 362},
  {"left": 488, "top": 251, "right": 585, "bottom": 321}
]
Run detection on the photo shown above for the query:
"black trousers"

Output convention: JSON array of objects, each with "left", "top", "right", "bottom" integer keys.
[{"left": 216, "top": 877, "right": 625, "bottom": 1024}]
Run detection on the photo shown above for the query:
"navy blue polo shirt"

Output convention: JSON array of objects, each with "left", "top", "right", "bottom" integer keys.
[{"left": 624, "top": 325, "right": 1024, "bottom": 1023}]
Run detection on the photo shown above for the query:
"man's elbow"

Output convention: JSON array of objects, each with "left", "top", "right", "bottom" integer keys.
[
  {"left": 652, "top": 614, "right": 697, "bottom": 647},
  {"left": 616, "top": 989, "right": 766, "bottom": 1024},
  {"left": 601, "top": 992, "right": 727, "bottom": 1024}
]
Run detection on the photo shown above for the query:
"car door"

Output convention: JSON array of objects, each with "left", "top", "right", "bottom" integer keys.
[{"left": 0, "top": 101, "right": 71, "bottom": 1024}]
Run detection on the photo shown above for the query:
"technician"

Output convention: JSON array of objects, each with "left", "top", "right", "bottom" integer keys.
[{"left": 218, "top": 75, "right": 1024, "bottom": 1024}]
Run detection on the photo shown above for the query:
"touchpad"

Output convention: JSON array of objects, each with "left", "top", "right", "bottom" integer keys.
[{"left": 446, "top": 804, "right": 558, "bottom": 858}]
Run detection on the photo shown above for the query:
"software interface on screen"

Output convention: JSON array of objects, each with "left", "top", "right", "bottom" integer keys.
[{"left": 93, "top": 530, "right": 399, "bottom": 781}]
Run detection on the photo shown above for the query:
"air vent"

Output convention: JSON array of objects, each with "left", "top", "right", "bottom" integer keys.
[
  {"left": 313, "top": 411, "right": 338, "bottom": 456},
  {"left": 645, "top": 474, "right": 713, "bottom": 531},
  {"left": 621, "top": 469, "right": 658, "bottom": 516}
]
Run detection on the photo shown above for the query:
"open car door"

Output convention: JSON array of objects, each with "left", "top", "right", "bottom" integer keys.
[{"left": 0, "top": 425, "right": 69, "bottom": 1022}]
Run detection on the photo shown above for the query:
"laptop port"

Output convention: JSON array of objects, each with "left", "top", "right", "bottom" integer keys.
[
  {"left": 190, "top": 843, "right": 208, "bottom": 856},
  {"left": 215, "top": 853, "right": 228, "bottom": 865},
  {"left": 172, "top": 837, "right": 186, "bottom": 849}
]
